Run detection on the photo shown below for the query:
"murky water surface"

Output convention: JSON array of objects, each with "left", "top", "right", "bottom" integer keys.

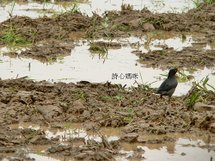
[
  {"left": 0, "top": 0, "right": 196, "bottom": 22},
  {"left": 9, "top": 123, "right": 215, "bottom": 161},
  {"left": 0, "top": 34, "right": 214, "bottom": 96}
]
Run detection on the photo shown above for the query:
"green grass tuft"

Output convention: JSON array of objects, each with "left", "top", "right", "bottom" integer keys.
[{"left": 1, "top": 27, "right": 30, "bottom": 46}]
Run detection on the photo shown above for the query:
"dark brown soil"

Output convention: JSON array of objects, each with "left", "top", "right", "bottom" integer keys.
[
  {"left": 87, "top": 3, "right": 215, "bottom": 38},
  {"left": 0, "top": 78, "right": 214, "bottom": 132},
  {"left": 0, "top": 78, "right": 214, "bottom": 160},
  {"left": 0, "top": 12, "right": 90, "bottom": 44},
  {"left": 4, "top": 39, "right": 74, "bottom": 62},
  {"left": 1, "top": 3, "right": 215, "bottom": 41},
  {"left": 133, "top": 46, "right": 215, "bottom": 69},
  {"left": 0, "top": 2, "right": 215, "bottom": 160},
  {"left": 1, "top": 3, "right": 215, "bottom": 68}
]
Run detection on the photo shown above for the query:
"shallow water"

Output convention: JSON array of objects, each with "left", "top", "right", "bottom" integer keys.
[
  {"left": 9, "top": 123, "right": 215, "bottom": 161},
  {"left": 0, "top": 34, "right": 214, "bottom": 96},
  {"left": 137, "top": 138, "right": 215, "bottom": 161},
  {"left": 0, "top": 0, "right": 196, "bottom": 22}
]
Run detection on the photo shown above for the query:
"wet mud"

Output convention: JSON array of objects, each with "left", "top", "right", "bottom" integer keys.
[
  {"left": 0, "top": 78, "right": 214, "bottom": 160},
  {"left": 0, "top": 12, "right": 90, "bottom": 44},
  {"left": 0, "top": 3, "right": 215, "bottom": 68},
  {"left": 5, "top": 39, "right": 74, "bottom": 62},
  {"left": 0, "top": 78, "right": 214, "bottom": 132},
  {"left": 134, "top": 46, "right": 215, "bottom": 69},
  {"left": 2, "top": 3, "right": 215, "bottom": 40},
  {"left": 0, "top": 1, "right": 215, "bottom": 160}
]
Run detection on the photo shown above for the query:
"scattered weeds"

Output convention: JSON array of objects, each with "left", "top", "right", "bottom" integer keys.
[
  {"left": 101, "top": 95, "right": 125, "bottom": 103},
  {"left": 0, "top": 26, "right": 30, "bottom": 46},
  {"left": 114, "top": 23, "right": 130, "bottom": 32},
  {"left": 78, "top": 90, "right": 88, "bottom": 101},
  {"left": 137, "top": 83, "right": 154, "bottom": 92},
  {"left": 101, "top": 95, "right": 113, "bottom": 102},
  {"left": 121, "top": 4, "right": 133, "bottom": 13},
  {"left": 63, "top": 3, "right": 80, "bottom": 14},
  {"left": 185, "top": 76, "right": 215, "bottom": 108},
  {"left": 160, "top": 69, "right": 194, "bottom": 82},
  {"left": 74, "top": 90, "right": 88, "bottom": 101},
  {"left": 114, "top": 95, "right": 125, "bottom": 102},
  {"left": 192, "top": 0, "right": 215, "bottom": 8},
  {"left": 8, "top": 0, "right": 16, "bottom": 17},
  {"left": 89, "top": 42, "right": 107, "bottom": 54},
  {"left": 177, "top": 71, "right": 194, "bottom": 83},
  {"left": 89, "top": 42, "right": 108, "bottom": 60},
  {"left": 123, "top": 108, "right": 135, "bottom": 124},
  {"left": 185, "top": 89, "right": 201, "bottom": 108},
  {"left": 192, "top": 0, "right": 203, "bottom": 8},
  {"left": 181, "top": 34, "right": 187, "bottom": 43},
  {"left": 134, "top": 72, "right": 155, "bottom": 92}
]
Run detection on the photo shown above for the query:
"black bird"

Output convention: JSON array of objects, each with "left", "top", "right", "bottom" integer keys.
[{"left": 157, "top": 68, "right": 178, "bottom": 100}]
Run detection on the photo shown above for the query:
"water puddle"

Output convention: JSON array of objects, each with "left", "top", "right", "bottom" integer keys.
[
  {"left": 9, "top": 123, "right": 215, "bottom": 161},
  {"left": 118, "top": 134, "right": 215, "bottom": 161},
  {"left": 45, "top": 126, "right": 120, "bottom": 142},
  {"left": 10, "top": 122, "right": 121, "bottom": 142},
  {"left": 0, "top": 34, "right": 214, "bottom": 96},
  {"left": 137, "top": 138, "right": 214, "bottom": 161},
  {"left": 0, "top": 0, "right": 196, "bottom": 22},
  {"left": 27, "top": 153, "right": 60, "bottom": 161}
]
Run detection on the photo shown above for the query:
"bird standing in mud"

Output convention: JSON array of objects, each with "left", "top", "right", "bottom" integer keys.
[{"left": 157, "top": 68, "right": 178, "bottom": 100}]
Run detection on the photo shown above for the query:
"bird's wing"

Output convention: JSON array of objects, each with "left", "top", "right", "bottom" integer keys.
[
  {"left": 157, "top": 80, "right": 170, "bottom": 92},
  {"left": 157, "top": 78, "right": 177, "bottom": 93}
]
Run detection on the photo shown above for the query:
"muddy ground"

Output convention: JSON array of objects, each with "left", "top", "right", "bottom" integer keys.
[
  {"left": 0, "top": 1, "right": 215, "bottom": 160},
  {"left": 0, "top": 3, "right": 215, "bottom": 68},
  {"left": 0, "top": 78, "right": 214, "bottom": 160},
  {"left": 134, "top": 46, "right": 215, "bottom": 69}
]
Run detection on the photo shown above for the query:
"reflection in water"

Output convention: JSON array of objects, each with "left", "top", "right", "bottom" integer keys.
[
  {"left": 148, "top": 35, "right": 193, "bottom": 51},
  {"left": 28, "top": 153, "right": 60, "bottom": 161},
  {"left": 45, "top": 128, "right": 120, "bottom": 142},
  {"left": 9, "top": 123, "right": 215, "bottom": 161},
  {"left": 0, "top": 0, "right": 196, "bottom": 22},
  {"left": 138, "top": 138, "right": 215, "bottom": 161},
  {"left": 11, "top": 122, "right": 121, "bottom": 142}
]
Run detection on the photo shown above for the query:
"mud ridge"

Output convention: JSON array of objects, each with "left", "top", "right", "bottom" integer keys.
[
  {"left": 4, "top": 39, "right": 74, "bottom": 62},
  {"left": 0, "top": 78, "right": 214, "bottom": 134},
  {"left": 133, "top": 46, "right": 215, "bottom": 69},
  {"left": 1, "top": 3, "right": 215, "bottom": 43}
]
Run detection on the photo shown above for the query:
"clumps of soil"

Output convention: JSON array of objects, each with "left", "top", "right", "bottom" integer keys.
[
  {"left": 0, "top": 125, "right": 24, "bottom": 149},
  {"left": 0, "top": 12, "right": 90, "bottom": 44},
  {"left": 0, "top": 78, "right": 214, "bottom": 159},
  {"left": 0, "top": 78, "right": 214, "bottom": 135},
  {"left": 4, "top": 39, "right": 74, "bottom": 62},
  {"left": 0, "top": 125, "right": 33, "bottom": 160},
  {"left": 21, "top": 128, "right": 51, "bottom": 145},
  {"left": 133, "top": 46, "right": 215, "bottom": 69},
  {"left": 48, "top": 137, "right": 119, "bottom": 160},
  {"left": 1, "top": 3, "right": 215, "bottom": 43},
  {"left": 90, "top": 41, "right": 122, "bottom": 50},
  {"left": 0, "top": 122, "right": 120, "bottom": 160},
  {"left": 89, "top": 41, "right": 122, "bottom": 54},
  {"left": 87, "top": 3, "right": 215, "bottom": 38},
  {"left": 1, "top": 3, "right": 215, "bottom": 67}
]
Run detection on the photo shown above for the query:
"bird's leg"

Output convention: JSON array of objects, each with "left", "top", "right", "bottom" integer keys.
[{"left": 168, "top": 96, "right": 171, "bottom": 102}]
